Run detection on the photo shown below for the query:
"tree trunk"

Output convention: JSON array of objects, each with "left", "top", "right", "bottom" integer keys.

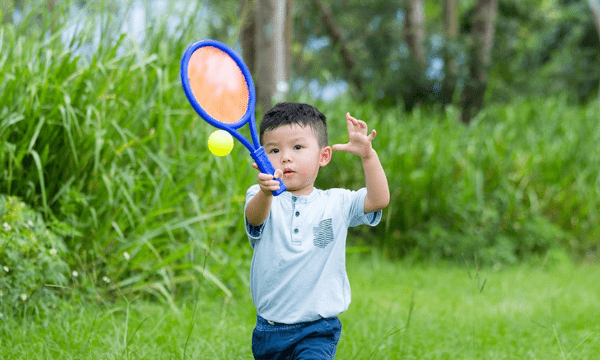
[
  {"left": 588, "top": 0, "right": 600, "bottom": 35},
  {"left": 587, "top": 0, "right": 600, "bottom": 106},
  {"left": 254, "top": 0, "right": 293, "bottom": 114},
  {"left": 239, "top": 0, "right": 256, "bottom": 74},
  {"left": 313, "top": 0, "right": 361, "bottom": 91},
  {"left": 440, "top": 0, "right": 459, "bottom": 105},
  {"left": 285, "top": 0, "right": 294, "bottom": 96},
  {"left": 461, "top": 0, "right": 498, "bottom": 124},
  {"left": 404, "top": 0, "right": 427, "bottom": 70}
]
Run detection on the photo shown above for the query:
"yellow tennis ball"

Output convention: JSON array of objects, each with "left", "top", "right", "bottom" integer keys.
[{"left": 208, "top": 130, "right": 234, "bottom": 156}]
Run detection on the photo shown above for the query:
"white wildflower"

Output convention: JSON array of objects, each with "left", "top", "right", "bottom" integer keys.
[
  {"left": 2, "top": 266, "right": 8, "bottom": 273},
  {"left": 72, "top": 271, "right": 79, "bottom": 278},
  {"left": 20, "top": 294, "right": 28, "bottom": 301},
  {"left": 27, "top": 220, "right": 34, "bottom": 227},
  {"left": 2, "top": 222, "right": 10, "bottom": 231},
  {"left": 123, "top": 252, "right": 130, "bottom": 261},
  {"left": 102, "top": 276, "right": 111, "bottom": 283},
  {"left": 49, "top": 248, "right": 57, "bottom": 255}
]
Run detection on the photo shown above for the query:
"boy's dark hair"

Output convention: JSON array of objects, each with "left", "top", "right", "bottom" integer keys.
[{"left": 260, "top": 102, "right": 328, "bottom": 147}]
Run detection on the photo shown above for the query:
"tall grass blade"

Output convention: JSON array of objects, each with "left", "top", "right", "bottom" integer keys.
[{"left": 28, "top": 149, "right": 48, "bottom": 215}]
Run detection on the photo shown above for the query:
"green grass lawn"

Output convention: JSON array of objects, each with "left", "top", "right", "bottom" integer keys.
[
  {"left": 342, "top": 256, "right": 600, "bottom": 359},
  {"left": 1, "top": 255, "right": 598, "bottom": 359}
]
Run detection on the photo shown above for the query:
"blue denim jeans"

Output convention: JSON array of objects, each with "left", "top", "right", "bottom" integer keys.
[{"left": 252, "top": 315, "right": 342, "bottom": 360}]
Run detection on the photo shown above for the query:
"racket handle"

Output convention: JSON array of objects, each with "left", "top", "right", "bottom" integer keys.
[{"left": 251, "top": 147, "right": 287, "bottom": 196}]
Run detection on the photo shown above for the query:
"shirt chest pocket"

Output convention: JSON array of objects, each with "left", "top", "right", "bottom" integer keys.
[{"left": 313, "top": 218, "right": 334, "bottom": 249}]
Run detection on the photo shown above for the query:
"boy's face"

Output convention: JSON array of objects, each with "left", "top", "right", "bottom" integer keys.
[{"left": 263, "top": 124, "right": 332, "bottom": 195}]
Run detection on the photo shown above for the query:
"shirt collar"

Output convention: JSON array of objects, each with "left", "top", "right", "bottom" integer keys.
[{"left": 278, "top": 187, "right": 320, "bottom": 203}]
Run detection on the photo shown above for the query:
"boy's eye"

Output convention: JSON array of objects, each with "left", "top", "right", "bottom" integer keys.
[
  {"left": 294, "top": 145, "right": 303, "bottom": 150},
  {"left": 269, "top": 148, "right": 279, "bottom": 154}
]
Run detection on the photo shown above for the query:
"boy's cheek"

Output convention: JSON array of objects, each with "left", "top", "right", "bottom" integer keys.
[{"left": 266, "top": 154, "right": 278, "bottom": 166}]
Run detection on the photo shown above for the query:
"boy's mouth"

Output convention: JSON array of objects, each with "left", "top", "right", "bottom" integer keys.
[{"left": 283, "top": 168, "right": 295, "bottom": 178}]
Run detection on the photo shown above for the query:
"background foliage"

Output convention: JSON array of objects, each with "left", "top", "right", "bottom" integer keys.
[
  {"left": 492, "top": 0, "right": 600, "bottom": 102},
  {"left": 293, "top": 0, "right": 600, "bottom": 108},
  {"left": 0, "top": 0, "right": 599, "bottom": 311},
  {"left": 319, "top": 97, "right": 599, "bottom": 263},
  {"left": 1, "top": 0, "right": 251, "bottom": 308}
]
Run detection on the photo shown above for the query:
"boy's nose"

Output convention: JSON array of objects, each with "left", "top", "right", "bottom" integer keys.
[{"left": 280, "top": 149, "right": 293, "bottom": 163}]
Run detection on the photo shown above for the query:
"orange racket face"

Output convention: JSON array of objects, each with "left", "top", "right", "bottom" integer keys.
[{"left": 187, "top": 46, "right": 250, "bottom": 124}]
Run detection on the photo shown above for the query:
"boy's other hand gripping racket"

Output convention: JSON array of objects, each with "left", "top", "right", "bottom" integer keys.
[{"left": 180, "top": 39, "right": 286, "bottom": 195}]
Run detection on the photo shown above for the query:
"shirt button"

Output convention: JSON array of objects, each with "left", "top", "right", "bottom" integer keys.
[
  {"left": 295, "top": 211, "right": 300, "bottom": 217},
  {"left": 294, "top": 229, "right": 299, "bottom": 234}
]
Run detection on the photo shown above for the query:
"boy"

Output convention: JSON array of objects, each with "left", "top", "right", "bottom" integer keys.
[{"left": 245, "top": 102, "right": 390, "bottom": 359}]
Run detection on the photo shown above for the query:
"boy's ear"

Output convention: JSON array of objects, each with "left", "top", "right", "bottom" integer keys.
[{"left": 319, "top": 146, "right": 332, "bottom": 167}]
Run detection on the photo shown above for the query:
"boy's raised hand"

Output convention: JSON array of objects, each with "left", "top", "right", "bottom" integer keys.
[{"left": 332, "top": 113, "right": 376, "bottom": 159}]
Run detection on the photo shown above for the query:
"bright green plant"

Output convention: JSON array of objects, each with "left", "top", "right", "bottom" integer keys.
[
  {"left": 0, "top": 195, "right": 70, "bottom": 315},
  {"left": 0, "top": 0, "right": 253, "bottom": 305},
  {"left": 312, "top": 96, "right": 599, "bottom": 264}
]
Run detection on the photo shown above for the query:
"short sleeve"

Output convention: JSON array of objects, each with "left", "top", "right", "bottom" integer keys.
[
  {"left": 244, "top": 185, "right": 266, "bottom": 245},
  {"left": 347, "top": 187, "right": 382, "bottom": 227}
]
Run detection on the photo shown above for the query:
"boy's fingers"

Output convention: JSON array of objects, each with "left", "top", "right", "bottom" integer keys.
[
  {"left": 272, "top": 182, "right": 281, "bottom": 190},
  {"left": 346, "top": 113, "right": 371, "bottom": 136},
  {"left": 257, "top": 172, "right": 274, "bottom": 181},
  {"left": 253, "top": 163, "right": 283, "bottom": 180},
  {"left": 347, "top": 113, "right": 365, "bottom": 126},
  {"left": 368, "top": 129, "right": 376, "bottom": 141},
  {"left": 260, "top": 180, "right": 280, "bottom": 190},
  {"left": 332, "top": 143, "right": 350, "bottom": 152},
  {"left": 258, "top": 170, "right": 282, "bottom": 179},
  {"left": 346, "top": 113, "right": 356, "bottom": 132}
]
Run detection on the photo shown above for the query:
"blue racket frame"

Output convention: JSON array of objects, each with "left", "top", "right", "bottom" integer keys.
[{"left": 181, "top": 39, "right": 286, "bottom": 195}]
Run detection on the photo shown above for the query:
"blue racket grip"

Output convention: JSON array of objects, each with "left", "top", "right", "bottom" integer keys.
[{"left": 251, "top": 147, "right": 286, "bottom": 196}]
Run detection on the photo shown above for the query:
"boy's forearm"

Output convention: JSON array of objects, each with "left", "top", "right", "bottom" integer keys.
[
  {"left": 362, "top": 149, "right": 390, "bottom": 213},
  {"left": 245, "top": 190, "right": 273, "bottom": 226}
]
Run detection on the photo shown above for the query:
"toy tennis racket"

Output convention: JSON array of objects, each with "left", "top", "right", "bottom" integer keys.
[{"left": 180, "top": 39, "right": 286, "bottom": 195}]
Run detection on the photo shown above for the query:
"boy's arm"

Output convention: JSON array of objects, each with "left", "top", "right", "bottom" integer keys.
[
  {"left": 245, "top": 189, "right": 273, "bottom": 226},
  {"left": 361, "top": 149, "right": 390, "bottom": 213},
  {"left": 332, "top": 113, "right": 390, "bottom": 214},
  {"left": 245, "top": 166, "right": 283, "bottom": 226}
]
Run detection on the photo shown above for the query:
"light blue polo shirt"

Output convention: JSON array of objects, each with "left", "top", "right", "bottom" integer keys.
[{"left": 244, "top": 184, "right": 382, "bottom": 324}]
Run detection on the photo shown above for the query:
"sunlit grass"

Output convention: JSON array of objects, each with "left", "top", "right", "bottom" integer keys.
[
  {"left": 1, "top": 257, "right": 598, "bottom": 359},
  {"left": 341, "top": 255, "right": 600, "bottom": 359}
]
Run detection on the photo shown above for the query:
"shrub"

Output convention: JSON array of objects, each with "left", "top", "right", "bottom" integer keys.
[
  {"left": 0, "top": 195, "right": 70, "bottom": 315},
  {"left": 313, "top": 96, "right": 599, "bottom": 264}
]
